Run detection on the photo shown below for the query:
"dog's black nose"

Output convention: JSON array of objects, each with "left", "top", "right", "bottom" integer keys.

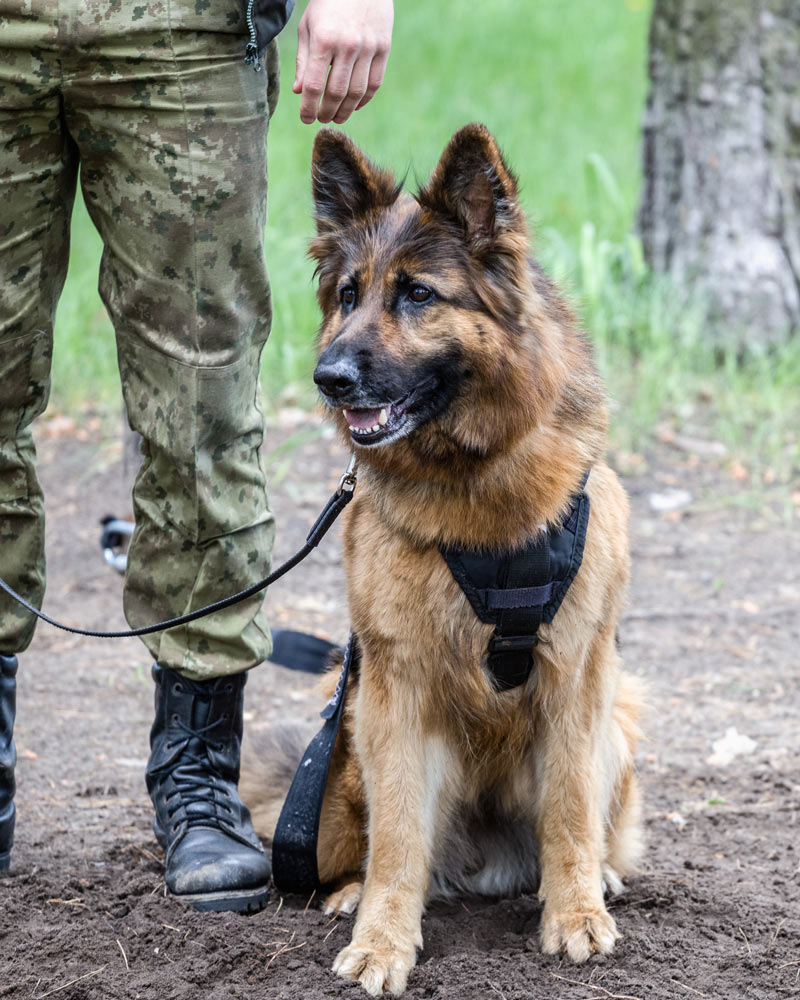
[{"left": 313, "top": 358, "right": 359, "bottom": 399}]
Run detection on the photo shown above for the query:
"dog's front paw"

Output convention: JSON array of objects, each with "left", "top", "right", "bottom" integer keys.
[
  {"left": 333, "top": 940, "right": 416, "bottom": 996},
  {"left": 324, "top": 880, "right": 363, "bottom": 915},
  {"left": 540, "top": 905, "right": 619, "bottom": 962}
]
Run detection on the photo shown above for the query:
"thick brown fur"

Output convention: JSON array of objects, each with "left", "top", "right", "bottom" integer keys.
[{"left": 242, "top": 124, "right": 643, "bottom": 996}]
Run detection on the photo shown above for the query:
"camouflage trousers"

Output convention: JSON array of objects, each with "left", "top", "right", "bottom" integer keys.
[{"left": 0, "top": 0, "right": 280, "bottom": 678}]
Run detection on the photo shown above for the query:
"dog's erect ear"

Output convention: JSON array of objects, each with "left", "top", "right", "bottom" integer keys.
[
  {"left": 312, "top": 129, "right": 399, "bottom": 234},
  {"left": 418, "top": 124, "right": 522, "bottom": 242}
]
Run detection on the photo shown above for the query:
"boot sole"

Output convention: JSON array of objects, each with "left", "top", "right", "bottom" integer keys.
[
  {"left": 0, "top": 849, "right": 11, "bottom": 871},
  {"left": 153, "top": 820, "right": 271, "bottom": 913},
  {"left": 171, "top": 883, "right": 270, "bottom": 913}
]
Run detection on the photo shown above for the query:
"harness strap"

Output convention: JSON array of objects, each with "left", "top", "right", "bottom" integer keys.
[
  {"left": 481, "top": 583, "right": 555, "bottom": 610},
  {"left": 488, "top": 534, "right": 550, "bottom": 691},
  {"left": 271, "top": 634, "right": 357, "bottom": 894},
  {"left": 439, "top": 471, "right": 591, "bottom": 692}
]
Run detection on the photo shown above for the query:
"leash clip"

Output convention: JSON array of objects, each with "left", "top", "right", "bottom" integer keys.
[{"left": 337, "top": 454, "right": 358, "bottom": 495}]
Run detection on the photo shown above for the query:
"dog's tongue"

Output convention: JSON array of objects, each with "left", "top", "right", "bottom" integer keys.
[{"left": 344, "top": 407, "right": 383, "bottom": 430}]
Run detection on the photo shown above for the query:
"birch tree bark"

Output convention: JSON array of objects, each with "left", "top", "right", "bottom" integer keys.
[{"left": 638, "top": 0, "right": 800, "bottom": 348}]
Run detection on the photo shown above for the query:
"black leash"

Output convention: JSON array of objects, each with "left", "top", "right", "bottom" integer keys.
[
  {"left": 271, "top": 633, "right": 358, "bottom": 894},
  {"left": 0, "top": 457, "right": 358, "bottom": 640}
]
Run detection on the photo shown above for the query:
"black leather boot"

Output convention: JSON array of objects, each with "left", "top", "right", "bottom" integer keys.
[
  {"left": 0, "top": 654, "right": 17, "bottom": 871},
  {"left": 146, "top": 664, "right": 270, "bottom": 912}
]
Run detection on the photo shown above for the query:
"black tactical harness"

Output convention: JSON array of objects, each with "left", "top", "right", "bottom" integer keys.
[
  {"left": 440, "top": 470, "right": 591, "bottom": 691},
  {"left": 272, "top": 472, "right": 591, "bottom": 894}
]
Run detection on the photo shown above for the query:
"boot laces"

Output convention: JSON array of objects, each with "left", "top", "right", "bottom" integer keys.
[{"left": 163, "top": 716, "right": 235, "bottom": 832}]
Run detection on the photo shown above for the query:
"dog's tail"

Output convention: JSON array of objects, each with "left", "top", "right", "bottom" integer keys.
[
  {"left": 240, "top": 723, "right": 315, "bottom": 842},
  {"left": 269, "top": 629, "right": 340, "bottom": 674}
]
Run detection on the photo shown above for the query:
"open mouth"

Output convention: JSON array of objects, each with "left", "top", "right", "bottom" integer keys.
[{"left": 342, "top": 397, "right": 409, "bottom": 446}]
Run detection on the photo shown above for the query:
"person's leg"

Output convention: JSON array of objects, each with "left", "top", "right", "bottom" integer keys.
[
  {"left": 62, "top": 0, "right": 279, "bottom": 910},
  {"left": 0, "top": 11, "right": 79, "bottom": 869},
  {"left": 0, "top": 15, "right": 78, "bottom": 655},
  {"left": 65, "top": 18, "right": 278, "bottom": 681}
]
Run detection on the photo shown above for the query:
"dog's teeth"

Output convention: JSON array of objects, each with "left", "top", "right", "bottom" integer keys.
[
  {"left": 342, "top": 409, "right": 347, "bottom": 416},
  {"left": 378, "top": 408, "right": 388, "bottom": 426},
  {"left": 371, "top": 424, "right": 380, "bottom": 432}
]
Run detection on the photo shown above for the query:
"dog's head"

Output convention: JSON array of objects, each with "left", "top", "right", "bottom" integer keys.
[{"left": 310, "top": 125, "right": 593, "bottom": 471}]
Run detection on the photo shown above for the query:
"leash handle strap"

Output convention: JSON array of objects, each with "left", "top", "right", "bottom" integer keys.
[
  {"left": 271, "top": 633, "right": 356, "bottom": 894},
  {"left": 0, "top": 458, "right": 357, "bottom": 640}
]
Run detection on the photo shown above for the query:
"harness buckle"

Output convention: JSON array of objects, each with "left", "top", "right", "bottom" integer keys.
[{"left": 487, "top": 633, "right": 538, "bottom": 654}]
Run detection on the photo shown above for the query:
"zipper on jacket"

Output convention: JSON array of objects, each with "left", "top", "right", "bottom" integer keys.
[{"left": 244, "top": 0, "right": 263, "bottom": 72}]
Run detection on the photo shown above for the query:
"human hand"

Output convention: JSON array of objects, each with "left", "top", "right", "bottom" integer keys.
[{"left": 293, "top": 0, "right": 394, "bottom": 125}]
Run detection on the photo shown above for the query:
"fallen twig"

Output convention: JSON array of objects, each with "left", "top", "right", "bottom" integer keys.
[
  {"left": 739, "top": 926, "right": 752, "bottom": 957},
  {"left": 31, "top": 965, "right": 106, "bottom": 999},
  {"left": 116, "top": 940, "right": 129, "bottom": 971},
  {"left": 549, "top": 972, "right": 643, "bottom": 1000},
  {"left": 768, "top": 918, "right": 786, "bottom": 952},
  {"left": 265, "top": 940, "right": 307, "bottom": 971},
  {"left": 670, "top": 980, "right": 707, "bottom": 997}
]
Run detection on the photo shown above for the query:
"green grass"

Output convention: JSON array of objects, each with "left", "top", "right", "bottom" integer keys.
[
  {"left": 48, "top": 0, "right": 799, "bottom": 484},
  {"left": 543, "top": 221, "right": 800, "bottom": 483}
]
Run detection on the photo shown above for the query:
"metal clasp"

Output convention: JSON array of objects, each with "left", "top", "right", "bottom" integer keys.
[{"left": 337, "top": 454, "right": 359, "bottom": 495}]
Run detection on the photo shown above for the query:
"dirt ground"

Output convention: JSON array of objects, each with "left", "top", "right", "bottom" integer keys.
[{"left": 0, "top": 410, "right": 798, "bottom": 1000}]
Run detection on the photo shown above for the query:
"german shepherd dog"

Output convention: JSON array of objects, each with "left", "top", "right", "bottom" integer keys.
[{"left": 242, "top": 124, "right": 642, "bottom": 996}]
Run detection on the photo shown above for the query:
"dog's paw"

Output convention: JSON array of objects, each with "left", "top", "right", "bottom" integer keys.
[
  {"left": 601, "top": 864, "right": 625, "bottom": 897},
  {"left": 333, "top": 941, "right": 416, "bottom": 996},
  {"left": 540, "top": 906, "right": 619, "bottom": 962},
  {"left": 324, "top": 880, "right": 363, "bottom": 915}
]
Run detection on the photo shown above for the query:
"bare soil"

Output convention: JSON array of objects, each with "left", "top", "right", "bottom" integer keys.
[{"left": 1, "top": 411, "right": 798, "bottom": 1000}]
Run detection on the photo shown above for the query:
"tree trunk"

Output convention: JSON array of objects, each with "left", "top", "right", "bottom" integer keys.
[{"left": 638, "top": 0, "right": 800, "bottom": 348}]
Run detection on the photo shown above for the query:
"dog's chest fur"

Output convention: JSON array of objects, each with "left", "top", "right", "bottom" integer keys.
[{"left": 341, "top": 485, "right": 544, "bottom": 777}]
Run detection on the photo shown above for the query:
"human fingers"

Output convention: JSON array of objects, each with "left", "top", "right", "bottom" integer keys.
[
  {"left": 298, "top": 40, "right": 335, "bottom": 124},
  {"left": 295, "top": 0, "right": 393, "bottom": 123},
  {"left": 355, "top": 48, "right": 389, "bottom": 111},
  {"left": 330, "top": 53, "right": 371, "bottom": 124},
  {"left": 316, "top": 47, "right": 358, "bottom": 124},
  {"left": 293, "top": 14, "right": 310, "bottom": 95}
]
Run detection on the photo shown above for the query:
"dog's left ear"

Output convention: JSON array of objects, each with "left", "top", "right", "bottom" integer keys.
[
  {"left": 418, "top": 124, "right": 522, "bottom": 243},
  {"left": 312, "top": 128, "right": 399, "bottom": 234}
]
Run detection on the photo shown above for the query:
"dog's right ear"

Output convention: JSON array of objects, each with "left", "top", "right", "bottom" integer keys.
[
  {"left": 312, "top": 129, "right": 399, "bottom": 234},
  {"left": 418, "top": 123, "right": 523, "bottom": 245}
]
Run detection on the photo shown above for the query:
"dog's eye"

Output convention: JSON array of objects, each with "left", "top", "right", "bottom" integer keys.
[
  {"left": 409, "top": 285, "right": 432, "bottom": 304},
  {"left": 340, "top": 286, "right": 357, "bottom": 309}
]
